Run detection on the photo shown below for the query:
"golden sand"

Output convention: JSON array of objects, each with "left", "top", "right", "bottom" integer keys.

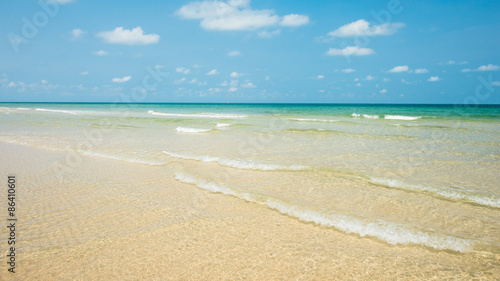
[{"left": 0, "top": 143, "right": 499, "bottom": 280}]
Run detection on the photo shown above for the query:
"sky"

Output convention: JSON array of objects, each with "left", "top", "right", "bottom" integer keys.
[{"left": 0, "top": 0, "right": 499, "bottom": 104}]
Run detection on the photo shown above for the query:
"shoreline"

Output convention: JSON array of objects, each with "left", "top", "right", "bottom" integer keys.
[{"left": 0, "top": 142, "right": 499, "bottom": 279}]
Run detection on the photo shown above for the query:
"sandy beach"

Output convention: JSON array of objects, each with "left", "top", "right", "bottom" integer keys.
[{"left": 1, "top": 142, "right": 498, "bottom": 280}]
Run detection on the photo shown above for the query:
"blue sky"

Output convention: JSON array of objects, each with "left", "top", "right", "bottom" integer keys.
[{"left": 1, "top": 0, "right": 499, "bottom": 103}]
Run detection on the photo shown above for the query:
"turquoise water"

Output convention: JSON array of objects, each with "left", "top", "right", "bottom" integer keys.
[{"left": 1, "top": 103, "right": 499, "bottom": 253}]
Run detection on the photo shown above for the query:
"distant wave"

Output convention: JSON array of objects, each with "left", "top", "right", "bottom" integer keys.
[
  {"left": 384, "top": 115, "right": 421, "bottom": 120},
  {"left": 164, "top": 151, "right": 308, "bottom": 171},
  {"left": 370, "top": 177, "right": 500, "bottom": 208},
  {"left": 216, "top": 123, "right": 232, "bottom": 127},
  {"left": 352, "top": 113, "right": 421, "bottom": 120},
  {"left": 175, "top": 172, "right": 475, "bottom": 252},
  {"left": 35, "top": 108, "right": 79, "bottom": 115},
  {"left": 351, "top": 113, "right": 380, "bottom": 119},
  {"left": 288, "top": 118, "right": 339, "bottom": 123},
  {"left": 175, "top": 127, "right": 212, "bottom": 133},
  {"left": 282, "top": 128, "right": 418, "bottom": 140},
  {"left": 148, "top": 110, "right": 247, "bottom": 119}
]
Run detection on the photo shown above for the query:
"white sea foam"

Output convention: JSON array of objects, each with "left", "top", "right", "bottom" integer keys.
[
  {"left": 175, "top": 127, "right": 211, "bottom": 133},
  {"left": 216, "top": 123, "right": 232, "bottom": 127},
  {"left": 175, "top": 172, "right": 475, "bottom": 252},
  {"left": 164, "top": 151, "right": 308, "bottom": 171},
  {"left": 148, "top": 110, "right": 247, "bottom": 119},
  {"left": 352, "top": 113, "right": 379, "bottom": 119},
  {"left": 35, "top": 108, "right": 79, "bottom": 115},
  {"left": 370, "top": 177, "right": 500, "bottom": 208},
  {"left": 288, "top": 118, "right": 339, "bottom": 123},
  {"left": 384, "top": 115, "right": 421, "bottom": 120}
]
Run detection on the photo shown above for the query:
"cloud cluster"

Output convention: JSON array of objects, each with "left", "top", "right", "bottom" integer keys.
[
  {"left": 326, "top": 46, "right": 374, "bottom": 56},
  {"left": 206, "top": 69, "right": 219, "bottom": 75},
  {"left": 227, "top": 50, "right": 241, "bottom": 56},
  {"left": 70, "top": 28, "right": 85, "bottom": 40},
  {"left": 328, "top": 19, "right": 404, "bottom": 37},
  {"left": 112, "top": 76, "right": 132, "bottom": 83},
  {"left": 92, "top": 50, "right": 108, "bottom": 56},
  {"left": 414, "top": 68, "right": 428, "bottom": 74},
  {"left": 389, "top": 65, "right": 409, "bottom": 73},
  {"left": 176, "top": 67, "right": 191, "bottom": 74},
  {"left": 176, "top": 0, "right": 308, "bottom": 31},
  {"left": 462, "top": 64, "right": 499, "bottom": 72},
  {"left": 97, "top": 27, "right": 159, "bottom": 45}
]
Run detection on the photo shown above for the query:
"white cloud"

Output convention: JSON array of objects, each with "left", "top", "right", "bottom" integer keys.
[
  {"left": 6, "top": 81, "right": 17, "bottom": 87},
  {"left": 326, "top": 46, "right": 374, "bottom": 56},
  {"left": 428, "top": 76, "right": 440, "bottom": 82},
  {"left": 176, "top": 67, "right": 191, "bottom": 74},
  {"left": 80, "top": 71, "right": 89, "bottom": 75},
  {"left": 355, "top": 83, "right": 362, "bottom": 87},
  {"left": 228, "top": 87, "right": 238, "bottom": 92},
  {"left": 41, "top": 79, "right": 48, "bottom": 84},
  {"left": 354, "top": 78, "right": 359, "bottom": 81},
  {"left": 230, "top": 71, "right": 241, "bottom": 78},
  {"left": 258, "top": 29, "right": 280, "bottom": 38},
  {"left": 70, "top": 28, "right": 85, "bottom": 40},
  {"left": 228, "top": 50, "right": 241, "bottom": 56},
  {"left": 176, "top": 0, "right": 278, "bottom": 31},
  {"left": 280, "top": 14, "right": 309, "bottom": 27},
  {"left": 389, "top": 65, "right": 409, "bottom": 73},
  {"left": 316, "top": 75, "right": 324, "bottom": 79},
  {"left": 380, "top": 89, "right": 387, "bottom": 94},
  {"left": 462, "top": 64, "right": 500, "bottom": 72},
  {"left": 154, "top": 65, "right": 165, "bottom": 69},
  {"left": 112, "top": 76, "right": 132, "bottom": 83},
  {"left": 365, "top": 75, "right": 375, "bottom": 80},
  {"left": 341, "top": 68, "right": 356, "bottom": 73},
  {"left": 176, "top": 0, "right": 307, "bottom": 32},
  {"left": 478, "top": 64, "right": 500, "bottom": 71},
  {"left": 492, "top": 81, "right": 500, "bottom": 86},
  {"left": 175, "top": 77, "right": 187, "bottom": 84},
  {"left": 92, "top": 50, "right": 108, "bottom": 56},
  {"left": 446, "top": 60, "right": 456, "bottom": 65},
  {"left": 242, "top": 82, "right": 256, "bottom": 88},
  {"left": 328, "top": 19, "right": 404, "bottom": 37},
  {"left": 383, "top": 78, "right": 390, "bottom": 82},
  {"left": 207, "top": 69, "right": 219, "bottom": 75},
  {"left": 414, "top": 68, "right": 428, "bottom": 74},
  {"left": 97, "top": 27, "right": 159, "bottom": 45},
  {"left": 459, "top": 61, "right": 468, "bottom": 65}
]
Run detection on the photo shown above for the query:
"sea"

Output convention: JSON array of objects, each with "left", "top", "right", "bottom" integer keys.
[{"left": 1, "top": 103, "right": 499, "bottom": 254}]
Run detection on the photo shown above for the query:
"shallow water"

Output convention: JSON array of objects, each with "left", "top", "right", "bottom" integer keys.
[{"left": 1, "top": 103, "right": 499, "bottom": 255}]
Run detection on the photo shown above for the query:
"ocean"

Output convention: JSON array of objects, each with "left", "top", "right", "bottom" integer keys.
[{"left": 1, "top": 103, "right": 499, "bottom": 255}]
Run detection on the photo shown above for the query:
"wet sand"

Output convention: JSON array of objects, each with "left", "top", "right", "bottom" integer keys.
[{"left": 0, "top": 142, "right": 499, "bottom": 280}]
